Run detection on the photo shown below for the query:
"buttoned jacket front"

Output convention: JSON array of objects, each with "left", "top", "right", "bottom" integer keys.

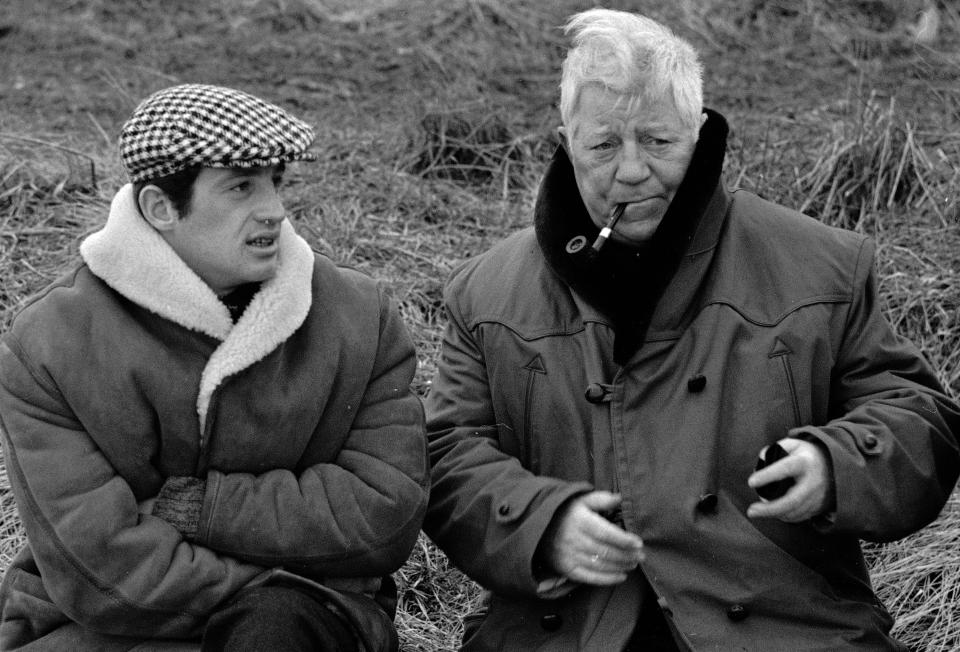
[
  {"left": 0, "top": 186, "right": 429, "bottom": 650},
  {"left": 423, "top": 113, "right": 960, "bottom": 651}
]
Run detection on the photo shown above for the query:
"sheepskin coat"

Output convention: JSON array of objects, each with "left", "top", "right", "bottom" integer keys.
[
  {"left": 0, "top": 185, "right": 428, "bottom": 650},
  {"left": 423, "top": 111, "right": 960, "bottom": 651}
]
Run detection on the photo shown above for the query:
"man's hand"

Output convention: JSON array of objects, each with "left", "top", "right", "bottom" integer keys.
[
  {"left": 747, "top": 438, "right": 835, "bottom": 522},
  {"left": 151, "top": 476, "right": 205, "bottom": 540},
  {"left": 539, "top": 491, "right": 644, "bottom": 586}
]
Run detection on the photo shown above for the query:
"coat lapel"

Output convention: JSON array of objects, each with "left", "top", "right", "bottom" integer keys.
[
  {"left": 80, "top": 185, "right": 234, "bottom": 340},
  {"left": 80, "top": 184, "right": 315, "bottom": 429},
  {"left": 196, "top": 229, "right": 313, "bottom": 428}
]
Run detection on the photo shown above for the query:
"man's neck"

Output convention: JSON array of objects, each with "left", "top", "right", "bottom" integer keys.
[{"left": 219, "top": 283, "right": 261, "bottom": 322}]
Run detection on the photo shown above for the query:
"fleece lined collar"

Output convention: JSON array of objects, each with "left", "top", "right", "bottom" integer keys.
[
  {"left": 80, "top": 184, "right": 315, "bottom": 428},
  {"left": 534, "top": 109, "right": 730, "bottom": 364}
]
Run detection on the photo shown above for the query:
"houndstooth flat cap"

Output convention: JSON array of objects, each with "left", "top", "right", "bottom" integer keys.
[{"left": 119, "top": 84, "right": 317, "bottom": 183}]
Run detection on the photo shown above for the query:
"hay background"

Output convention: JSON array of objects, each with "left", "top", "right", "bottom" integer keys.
[{"left": 1, "top": 0, "right": 959, "bottom": 649}]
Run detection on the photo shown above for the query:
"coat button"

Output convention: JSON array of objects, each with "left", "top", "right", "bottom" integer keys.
[
  {"left": 497, "top": 504, "right": 510, "bottom": 516},
  {"left": 540, "top": 613, "right": 563, "bottom": 631},
  {"left": 687, "top": 375, "right": 707, "bottom": 392},
  {"left": 696, "top": 493, "right": 718, "bottom": 514},
  {"left": 727, "top": 604, "right": 749, "bottom": 622},
  {"left": 565, "top": 236, "right": 587, "bottom": 254},
  {"left": 584, "top": 383, "right": 608, "bottom": 404},
  {"left": 863, "top": 433, "right": 879, "bottom": 449}
]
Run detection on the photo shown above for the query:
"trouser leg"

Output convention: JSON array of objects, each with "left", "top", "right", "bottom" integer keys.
[{"left": 201, "top": 585, "right": 360, "bottom": 652}]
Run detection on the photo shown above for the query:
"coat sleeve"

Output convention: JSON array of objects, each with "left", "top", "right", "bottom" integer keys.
[
  {"left": 193, "top": 289, "right": 429, "bottom": 578},
  {"left": 791, "top": 238, "right": 960, "bottom": 541},
  {"left": 0, "top": 340, "right": 265, "bottom": 639},
  {"left": 422, "top": 272, "right": 592, "bottom": 598}
]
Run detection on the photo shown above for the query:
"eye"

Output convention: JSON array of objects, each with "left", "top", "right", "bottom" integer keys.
[
  {"left": 230, "top": 180, "right": 252, "bottom": 193},
  {"left": 643, "top": 134, "right": 673, "bottom": 148},
  {"left": 590, "top": 140, "right": 616, "bottom": 152}
]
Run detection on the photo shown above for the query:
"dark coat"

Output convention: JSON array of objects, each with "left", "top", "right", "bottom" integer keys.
[
  {"left": 423, "top": 112, "right": 960, "bottom": 651},
  {"left": 0, "top": 186, "right": 428, "bottom": 650}
]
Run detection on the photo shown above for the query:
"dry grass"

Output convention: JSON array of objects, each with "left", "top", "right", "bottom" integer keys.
[
  {"left": 865, "top": 492, "right": 960, "bottom": 651},
  {"left": 1, "top": 0, "right": 959, "bottom": 649},
  {"left": 795, "top": 94, "right": 938, "bottom": 229}
]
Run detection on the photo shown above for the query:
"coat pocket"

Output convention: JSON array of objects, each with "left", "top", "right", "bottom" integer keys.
[
  {"left": 518, "top": 355, "right": 547, "bottom": 469},
  {"left": 461, "top": 592, "right": 578, "bottom": 652},
  {"left": 768, "top": 336, "right": 802, "bottom": 428}
]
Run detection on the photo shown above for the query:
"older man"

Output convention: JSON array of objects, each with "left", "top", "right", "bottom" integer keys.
[
  {"left": 423, "top": 9, "right": 960, "bottom": 651},
  {"left": 0, "top": 84, "right": 428, "bottom": 651}
]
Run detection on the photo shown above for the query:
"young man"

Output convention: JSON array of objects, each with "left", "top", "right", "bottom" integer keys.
[{"left": 0, "top": 84, "right": 428, "bottom": 651}]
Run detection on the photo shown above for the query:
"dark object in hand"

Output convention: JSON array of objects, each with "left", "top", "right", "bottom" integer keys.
[
  {"left": 600, "top": 505, "right": 624, "bottom": 528},
  {"left": 754, "top": 442, "right": 795, "bottom": 501}
]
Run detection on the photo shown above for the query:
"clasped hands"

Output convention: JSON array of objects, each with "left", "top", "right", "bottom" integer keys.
[{"left": 540, "top": 438, "right": 833, "bottom": 586}]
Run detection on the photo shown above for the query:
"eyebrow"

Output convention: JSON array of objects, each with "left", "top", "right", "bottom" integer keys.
[
  {"left": 213, "top": 165, "right": 285, "bottom": 190},
  {"left": 573, "top": 123, "right": 611, "bottom": 141}
]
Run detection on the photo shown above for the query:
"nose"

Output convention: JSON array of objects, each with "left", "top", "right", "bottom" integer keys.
[
  {"left": 255, "top": 185, "right": 285, "bottom": 225},
  {"left": 615, "top": 141, "right": 651, "bottom": 185}
]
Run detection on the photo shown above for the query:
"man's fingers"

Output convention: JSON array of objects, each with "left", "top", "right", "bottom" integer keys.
[
  {"left": 565, "top": 565, "right": 630, "bottom": 586},
  {"left": 567, "top": 493, "right": 644, "bottom": 553},
  {"left": 588, "top": 516, "right": 644, "bottom": 550},
  {"left": 747, "top": 466, "right": 827, "bottom": 521},
  {"left": 546, "top": 490, "right": 645, "bottom": 584},
  {"left": 583, "top": 543, "right": 644, "bottom": 569},
  {"left": 748, "top": 438, "right": 831, "bottom": 522},
  {"left": 748, "top": 456, "right": 800, "bottom": 489},
  {"left": 578, "top": 490, "right": 622, "bottom": 513},
  {"left": 776, "top": 437, "right": 805, "bottom": 454},
  {"left": 747, "top": 489, "right": 805, "bottom": 520}
]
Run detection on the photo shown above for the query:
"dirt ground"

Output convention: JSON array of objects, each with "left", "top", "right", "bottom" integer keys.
[{"left": 2, "top": 0, "right": 960, "bottom": 649}]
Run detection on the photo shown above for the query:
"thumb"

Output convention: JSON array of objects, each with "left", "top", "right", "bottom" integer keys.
[
  {"left": 579, "top": 490, "right": 622, "bottom": 513},
  {"left": 776, "top": 437, "right": 803, "bottom": 454}
]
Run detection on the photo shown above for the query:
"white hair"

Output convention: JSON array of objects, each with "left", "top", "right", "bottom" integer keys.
[{"left": 559, "top": 9, "right": 704, "bottom": 137}]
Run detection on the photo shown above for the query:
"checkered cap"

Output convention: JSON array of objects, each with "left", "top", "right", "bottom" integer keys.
[{"left": 119, "top": 84, "right": 316, "bottom": 183}]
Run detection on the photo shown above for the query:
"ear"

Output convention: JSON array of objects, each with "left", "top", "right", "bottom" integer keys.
[{"left": 138, "top": 185, "right": 180, "bottom": 232}]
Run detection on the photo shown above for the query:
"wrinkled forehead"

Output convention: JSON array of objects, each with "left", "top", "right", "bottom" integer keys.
[{"left": 568, "top": 83, "right": 684, "bottom": 134}]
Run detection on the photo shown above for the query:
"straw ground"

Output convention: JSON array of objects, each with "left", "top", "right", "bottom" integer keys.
[{"left": 2, "top": 1, "right": 959, "bottom": 649}]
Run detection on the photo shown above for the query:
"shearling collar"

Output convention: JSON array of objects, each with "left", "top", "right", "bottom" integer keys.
[
  {"left": 534, "top": 109, "right": 730, "bottom": 364},
  {"left": 80, "top": 184, "right": 315, "bottom": 429}
]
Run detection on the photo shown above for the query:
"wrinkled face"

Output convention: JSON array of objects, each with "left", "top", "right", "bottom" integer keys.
[
  {"left": 561, "top": 85, "right": 700, "bottom": 247},
  {"left": 164, "top": 165, "right": 286, "bottom": 295}
]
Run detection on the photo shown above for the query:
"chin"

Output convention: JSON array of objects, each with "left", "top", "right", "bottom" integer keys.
[
  {"left": 248, "top": 265, "right": 279, "bottom": 285},
  {"left": 615, "top": 223, "right": 660, "bottom": 247}
]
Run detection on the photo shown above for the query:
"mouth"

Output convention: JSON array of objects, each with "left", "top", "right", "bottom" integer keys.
[
  {"left": 619, "top": 197, "right": 663, "bottom": 215},
  {"left": 619, "top": 197, "right": 657, "bottom": 208},
  {"left": 246, "top": 233, "right": 279, "bottom": 249}
]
